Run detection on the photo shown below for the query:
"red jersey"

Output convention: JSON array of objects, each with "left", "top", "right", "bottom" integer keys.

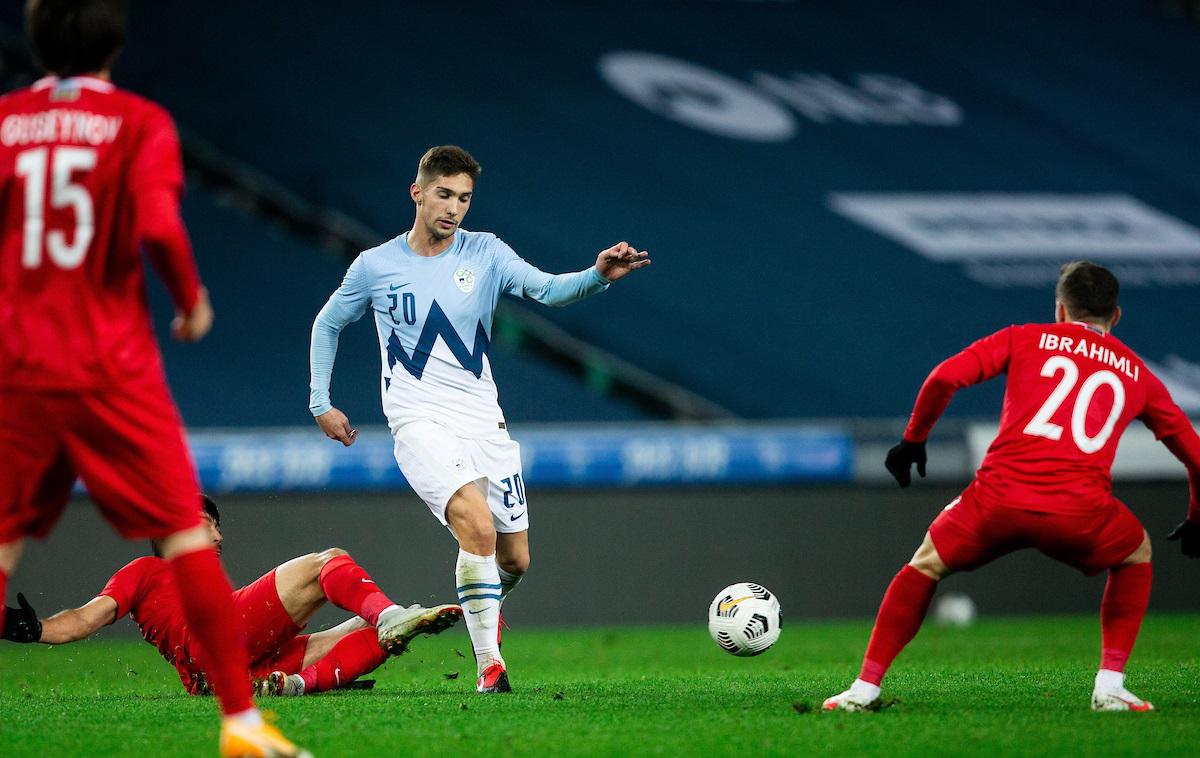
[
  {"left": 99, "top": 556, "right": 204, "bottom": 693},
  {"left": 0, "top": 76, "right": 199, "bottom": 390},
  {"left": 905, "top": 322, "right": 1200, "bottom": 515}
]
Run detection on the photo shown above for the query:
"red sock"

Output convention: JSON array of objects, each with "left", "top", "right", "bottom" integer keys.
[
  {"left": 859, "top": 565, "right": 938, "bottom": 686},
  {"left": 1100, "top": 562, "right": 1152, "bottom": 672},
  {"left": 319, "top": 555, "right": 396, "bottom": 627},
  {"left": 298, "top": 627, "right": 387, "bottom": 693},
  {"left": 170, "top": 547, "right": 253, "bottom": 716}
]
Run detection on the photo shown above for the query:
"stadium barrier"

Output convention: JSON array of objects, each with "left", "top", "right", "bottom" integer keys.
[
  {"left": 182, "top": 420, "right": 1196, "bottom": 493},
  {"left": 190, "top": 425, "right": 854, "bottom": 492}
]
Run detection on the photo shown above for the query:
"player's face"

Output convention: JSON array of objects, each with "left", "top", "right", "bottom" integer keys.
[
  {"left": 203, "top": 514, "right": 223, "bottom": 555},
  {"left": 412, "top": 174, "right": 474, "bottom": 241}
]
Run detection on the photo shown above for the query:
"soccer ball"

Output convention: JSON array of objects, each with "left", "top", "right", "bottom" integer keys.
[{"left": 707, "top": 582, "right": 781, "bottom": 656}]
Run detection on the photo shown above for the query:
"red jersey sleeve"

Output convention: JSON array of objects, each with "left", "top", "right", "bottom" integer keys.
[
  {"left": 1141, "top": 372, "right": 1200, "bottom": 521},
  {"left": 98, "top": 557, "right": 155, "bottom": 619},
  {"left": 130, "top": 107, "right": 200, "bottom": 313},
  {"left": 904, "top": 326, "right": 1014, "bottom": 442}
]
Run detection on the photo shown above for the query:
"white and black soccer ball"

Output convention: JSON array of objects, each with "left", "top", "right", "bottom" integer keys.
[{"left": 707, "top": 582, "right": 781, "bottom": 656}]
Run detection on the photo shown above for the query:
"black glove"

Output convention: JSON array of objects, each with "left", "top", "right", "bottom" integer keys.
[
  {"left": 3, "top": 592, "right": 42, "bottom": 643},
  {"left": 885, "top": 439, "right": 927, "bottom": 488},
  {"left": 1167, "top": 520, "right": 1200, "bottom": 559}
]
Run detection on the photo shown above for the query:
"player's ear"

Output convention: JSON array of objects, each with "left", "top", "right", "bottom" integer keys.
[
  {"left": 1054, "top": 301, "right": 1067, "bottom": 323},
  {"left": 1108, "top": 306, "right": 1121, "bottom": 330},
  {"left": 410, "top": 183, "right": 422, "bottom": 205}
]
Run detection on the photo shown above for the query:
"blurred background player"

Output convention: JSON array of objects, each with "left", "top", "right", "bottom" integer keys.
[
  {"left": 2, "top": 496, "right": 463, "bottom": 697},
  {"left": 823, "top": 261, "right": 1200, "bottom": 713},
  {"left": 309, "top": 145, "right": 650, "bottom": 693},
  {"left": 0, "top": 2, "right": 306, "bottom": 755}
]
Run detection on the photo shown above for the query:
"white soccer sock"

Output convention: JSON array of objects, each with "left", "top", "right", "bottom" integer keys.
[
  {"left": 850, "top": 678, "right": 882, "bottom": 701},
  {"left": 226, "top": 708, "right": 263, "bottom": 727},
  {"left": 1095, "top": 668, "right": 1124, "bottom": 692},
  {"left": 456, "top": 549, "right": 504, "bottom": 674},
  {"left": 497, "top": 565, "right": 523, "bottom": 601}
]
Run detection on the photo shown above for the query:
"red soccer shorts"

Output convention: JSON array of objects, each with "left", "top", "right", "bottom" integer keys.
[
  {"left": 928, "top": 482, "right": 1146, "bottom": 576},
  {"left": 233, "top": 569, "right": 310, "bottom": 677},
  {"left": 0, "top": 380, "right": 203, "bottom": 543}
]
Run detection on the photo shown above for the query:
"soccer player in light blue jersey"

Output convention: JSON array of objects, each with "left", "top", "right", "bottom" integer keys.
[{"left": 308, "top": 146, "right": 650, "bottom": 693}]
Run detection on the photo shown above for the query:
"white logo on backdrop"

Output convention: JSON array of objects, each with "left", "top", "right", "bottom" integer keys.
[
  {"left": 599, "top": 51, "right": 796, "bottom": 142},
  {"left": 828, "top": 193, "right": 1200, "bottom": 287},
  {"left": 598, "top": 51, "right": 961, "bottom": 142}
]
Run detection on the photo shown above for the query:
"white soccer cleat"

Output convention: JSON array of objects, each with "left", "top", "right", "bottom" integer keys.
[
  {"left": 1091, "top": 686, "right": 1155, "bottom": 712},
  {"left": 376, "top": 603, "right": 463, "bottom": 655},
  {"left": 254, "top": 671, "right": 304, "bottom": 697},
  {"left": 822, "top": 688, "right": 881, "bottom": 712}
]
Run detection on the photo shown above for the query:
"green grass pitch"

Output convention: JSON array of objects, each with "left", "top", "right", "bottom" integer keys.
[{"left": 1, "top": 613, "right": 1196, "bottom": 756}]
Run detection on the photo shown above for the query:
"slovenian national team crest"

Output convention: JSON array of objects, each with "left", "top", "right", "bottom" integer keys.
[{"left": 454, "top": 268, "right": 476, "bottom": 293}]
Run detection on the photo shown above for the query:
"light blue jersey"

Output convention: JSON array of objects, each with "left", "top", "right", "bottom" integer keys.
[{"left": 310, "top": 229, "right": 609, "bottom": 437}]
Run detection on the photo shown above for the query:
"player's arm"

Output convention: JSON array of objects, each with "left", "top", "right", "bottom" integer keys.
[
  {"left": 3, "top": 593, "right": 118, "bottom": 645},
  {"left": 502, "top": 241, "right": 650, "bottom": 307},
  {"left": 131, "top": 108, "right": 210, "bottom": 342},
  {"left": 886, "top": 327, "right": 1014, "bottom": 486},
  {"left": 310, "top": 256, "right": 371, "bottom": 445},
  {"left": 1140, "top": 375, "right": 1200, "bottom": 557}
]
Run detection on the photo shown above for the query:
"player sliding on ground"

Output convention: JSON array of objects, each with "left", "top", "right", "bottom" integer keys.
[
  {"left": 824, "top": 261, "right": 1200, "bottom": 713},
  {"left": 309, "top": 146, "right": 650, "bottom": 693},
  {"left": 2, "top": 496, "right": 462, "bottom": 697}
]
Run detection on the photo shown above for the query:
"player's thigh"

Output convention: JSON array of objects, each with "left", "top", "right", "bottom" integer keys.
[
  {"left": 927, "top": 485, "right": 1025, "bottom": 572},
  {"left": 232, "top": 569, "right": 305, "bottom": 664},
  {"left": 68, "top": 381, "right": 203, "bottom": 539},
  {"left": 0, "top": 390, "right": 76, "bottom": 543},
  {"left": 1041, "top": 500, "right": 1147, "bottom": 576},
  {"left": 392, "top": 420, "right": 485, "bottom": 527},
  {"left": 470, "top": 437, "right": 528, "bottom": 535},
  {"left": 248, "top": 635, "right": 310, "bottom": 680}
]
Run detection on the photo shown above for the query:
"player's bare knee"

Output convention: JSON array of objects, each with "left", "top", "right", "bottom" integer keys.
[
  {"left": 498, "top": 553, "right": 529, "bottom": 576},
  {"left": 909, "top": 534, "right": 951, "bottom": 579},
  {"left": 1121, "top": 532, "right": 1152, "bottom": 565},
  {"left": 315, "top": 547, "right": 349, "bottom": 565}
]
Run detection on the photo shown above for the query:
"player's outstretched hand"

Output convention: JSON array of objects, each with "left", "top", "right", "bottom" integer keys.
[
  {"left": 885, "top": 439, "right": 927, "bottom": 488},
  {"left": 316, "top": 407, "right": 358, "bottom": 446},
  {"left": 3, "top": 593, "right": 42, "bottom": 643},
  {"left": 171, "top": 286, "right": 214, "bottom": 342},
  {"left": 595, "top": 241, "right": 651, "bottom": 282},
  {"left": 1167, "top": 520, "right": 1200, "bottom": 558}
]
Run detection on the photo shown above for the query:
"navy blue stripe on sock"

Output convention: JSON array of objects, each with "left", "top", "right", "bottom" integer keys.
[
  {"left": 457, "top": 582, "right": 502, "bottom": 592},
  {"left": 459, "top": 593, "right": 503, "bottom": 603}
]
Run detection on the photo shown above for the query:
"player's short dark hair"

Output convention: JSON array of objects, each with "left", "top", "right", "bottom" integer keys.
[
  {"left": 201, "top": 494, "right": 220, "bottom": 527},
  {"left": 416, "top": 145, "right": 481, "bottom": 186},
  {"left": 1056, "top": 261, "right": 1119, "bottom": 321},
  {"left": 25, "top": 0, "right": 128, "bottom": 78}
]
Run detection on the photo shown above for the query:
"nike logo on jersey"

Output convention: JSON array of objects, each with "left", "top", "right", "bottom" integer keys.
[
  {"left": 387, "top": 300, "right": 489, "bottom": 380},
  {"left": 360, "top": 578, "right": 375, "bottom": 584},
  {"left": 388, "top": 284, "right": 405, "bottom": 291}
]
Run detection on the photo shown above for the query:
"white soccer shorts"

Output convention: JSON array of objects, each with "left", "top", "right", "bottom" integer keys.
[{"left": 390, "top": 419, "right": 529, "bottom": 534}]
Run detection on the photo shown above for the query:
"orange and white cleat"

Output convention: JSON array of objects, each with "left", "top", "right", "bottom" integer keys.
[
  {"left": 219, "top": 716, "right": 313, "bottom": 758},
  {"left": 1091, "top": 687, "right": 1155, "bottom": 712},
  {"left": 821, "top": 689, "right": 881, "bottom": 712}
]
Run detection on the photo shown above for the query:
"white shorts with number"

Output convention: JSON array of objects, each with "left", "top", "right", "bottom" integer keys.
[{"left": 390, "top": 419, "right": 529, "bottom": 534}]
